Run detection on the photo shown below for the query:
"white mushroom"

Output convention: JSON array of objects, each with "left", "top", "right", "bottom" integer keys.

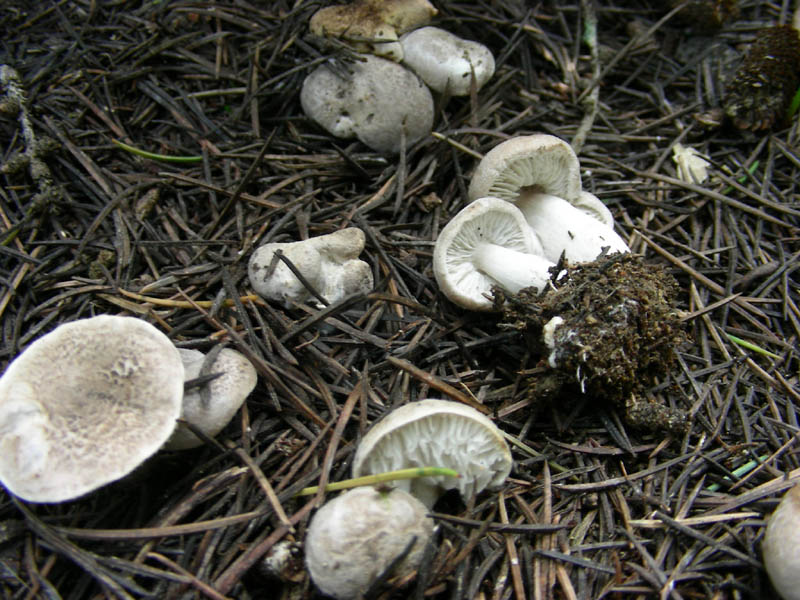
[
  {"left": 433, "top": 196, "right": 555, "bottom": 311},
  {"left": 400, "top": 27, "right": 495, "bottom": 95},
  {"left": 248, "top": 228, "right": 373, "bottom": 308},
  {"left": 352, "top": 399, "right": 512, "bottom": 507},
  {"left": 763, "top": 483, "right": 800, "bottom": 600},
  {"left": 310, "top": 0, "right": 438, "bottom": 61},
  {"left": 0, "top": 315, "right": 183, "bottom": 503},
  {"left": 672, "top": 142, "right": 710, "bottom": 184},
  {"left": 164, "top": 348, "right": 257, "bottom": 450},
  {"left": 468, "top": 134, "right": 629, "bottom": 262},
  {"left": 301, "top": 54, "right": 434, "bottom": 154},
  {"left": 305, "top": 486, "right": 433, "bottom": 600}
]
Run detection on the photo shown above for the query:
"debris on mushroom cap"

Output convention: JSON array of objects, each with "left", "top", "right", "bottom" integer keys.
[
  {"left": 310, "top": 0, "right": 437, "bottom": 61},
  {"left": 763, "top": 483, "right": 800, "bottom": 600},
  {"left": 400, "top": 27, "right": 495, "bottom": 95},
  {"left": 301, "top": 55, "right": 434, "bottom": 154},
  {"left": 305, "top": 486, "right": 433, "bottom": 600},
  {"left": 352, "top": 399, "right": 512, "bottom": 507},
  {"left": 0, "top": 315, "right": 184, "bottom": 503},
  {"left": 248, "top": 228, "right": 373, "bottom": 308},
  {"left": 433, "top": 196, "right": 554, "bottom": 311},
  {"left": 164, "top": 348, "right": 257, "bottom": 451},
  {"left": 468, "top": 134, "right": 584, "bottom": 206}
]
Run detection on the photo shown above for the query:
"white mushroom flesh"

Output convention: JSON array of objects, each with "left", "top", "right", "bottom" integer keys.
[
  {"left": 0, "top": 315, "right": 184, "bottom": 503},
  {"left": 305, "top": 486, "right": 433, "bottom": 600}
]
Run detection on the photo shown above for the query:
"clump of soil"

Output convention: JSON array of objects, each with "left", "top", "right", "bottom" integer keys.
[{"left": 495, "top": 253, "right": 689, "bottom": 434}]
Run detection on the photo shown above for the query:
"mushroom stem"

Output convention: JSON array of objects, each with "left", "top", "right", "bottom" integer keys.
[
  {"left": 472, "top": 242, "right": 555, "bottom": 294},
  {"left": 515, "top": 192, "right": 630, "bottom": 263}
]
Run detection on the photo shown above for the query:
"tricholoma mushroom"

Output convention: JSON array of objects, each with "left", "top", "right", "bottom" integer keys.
[
  {"left": 352, "top": 399, "right": 512, "bottom": 507},
  {"left": 248, "top": 228, "right": 373, "bottom": 308},
  {"left": 305, "top": 486, "right": 434, "bottom": 599},
  {"left": 0, "top": 315, "right": 184, "bottom": 503},
  {"left": 762, "top": 483, "right": 800, "bottom": 600}
]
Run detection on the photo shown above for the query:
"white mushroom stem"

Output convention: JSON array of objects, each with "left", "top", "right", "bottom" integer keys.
[
  {"left": 515, "top": 192, "right": 630, "bottom": 263},
  {"left": 472, "top": 243, "right": 555, "bottom": 294}
]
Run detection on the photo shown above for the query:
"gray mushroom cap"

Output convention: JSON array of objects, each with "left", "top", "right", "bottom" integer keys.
[
  {"left": 300, "top": 54, "right": 434, "bottom": 154},
  {"left": 305, "top": 486, "right": 433, "bottom": 600},
  {"left": 763, "top": 483, "right": 800, "bottom": 600},
  {"left": 0, "top": 315, "right": 184, "bottom": 503},
  {"left": 248, "top": 228, "right": 373, "bottom": 308},
  {"left": 400, "top": 27, "right": 495, "bottom": 95},
  {"left": 164, "top": 348, "right": 257, "bottom": 451},
  {"left": 352, "top": 399, "right": 512, "bottom": 507}
]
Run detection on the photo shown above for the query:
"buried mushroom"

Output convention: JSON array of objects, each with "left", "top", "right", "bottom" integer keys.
[
  {"left": 468, "top": 134, "right": 629, "bottom": 262},
  {"left": 248, "top": 228, "right": 373, "bottom": 308},
  {"left": 352, "top": 399, "right": 512, "bottom": 508},
  {"left": 300, "top": 54, "right": 434, "bottom": 154},
  {"left": 305, "top": 486, "right": 434, "bottom": 600},
  {"left": 433, "top": 196, "right": 556, "bottom": 311},
  {"left": 164, "top": 348, "right": 257, "bottom": 450},
  {"left": 0, "top": 315, "right": 184, "bottom": 503}
]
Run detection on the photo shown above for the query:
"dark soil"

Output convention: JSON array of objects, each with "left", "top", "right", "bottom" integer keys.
[{"left": 1, "top": 1, "right": 799, "bottom": 599}]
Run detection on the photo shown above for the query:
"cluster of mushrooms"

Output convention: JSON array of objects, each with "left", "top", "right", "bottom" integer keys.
[
  {"left": 0, "top": 315, "right": 257, "bottom": 503},
  {"left": 301, "top": 0, "right": 495, "bottom": 154}
]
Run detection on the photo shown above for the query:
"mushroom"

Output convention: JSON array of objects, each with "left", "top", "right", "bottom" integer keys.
[
  {"left": 248, "top": 228, "right": 373, "bottom": 308},
  {"left": 352, "top": 399, "right": 512, "bottom": 507},
  {"left": 468, "top": 134, "right": 629, "bottom": 261},
  {"left": 399, "top": 27, "right": 495, "bottom": 95},
  {"left": 0, "top": 315, "right": 184, "bottom": 503},
  {"left": 763, "top": 483, "right": 800, "bottom": 600},
  {"left": 300, "top": 54, "right": 434, "bottom": 154},
  {"left": 305, "top": 486, "right": 434, "bottom": 600},
  {"left": 672, "top": 142, "right": 710, "bottom": 184},
  {"left": 310, "top": 0, "right": 437, "bottom": 61},
  {"left": 433, "top": 196, "right": 556, "bottom": 311},
  {"left": 164, "top": 348, "right": 257, "bottom": 450}
]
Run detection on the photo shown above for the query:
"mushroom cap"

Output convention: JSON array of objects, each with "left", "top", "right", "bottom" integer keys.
[
  {"left": 0, "top": 315, "right": 184, "bottom": 503},
  {"left": 300, "top": 54, "right": 434, "bottom": 154},
  {"left": 400, "top": 27, "right": 495, "bottom": 95},
  {"left": 352, "top": 399, "right": 512, "bottom": 507},
  {"left": 164, "top": 348, "right": 257, "bottom": 450},
  {"left": 248, "top": 228, "right": 373, "bottom": 308},
  {"left": 310, "top": 0, "right": 437, "bottom": 61},
  {"left": 468, "top": 134, "right": 583, "bottom": 205},
  {"left": 305, "top": 486, "right": 433, "bottom": 600},
  {"left": 433, "top": 196, "right": 548, "bottom": 311},
  {"left": 763, "top": 483, "right": 800, "bottom": 600}
]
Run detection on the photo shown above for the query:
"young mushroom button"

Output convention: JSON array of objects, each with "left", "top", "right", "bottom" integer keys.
[
  {"left": 0, "top": 315, "right": 184, "bottom": 503},
  {"left": 164, "top": 348, "right": 257, "bottom": 451},
  {"left": 433, "top": 196, "right": 555, "bottom": 311},
  {"left": 352, "top": 399, "right": 512, "bottom": 507},
  {"left": 468, "top": 134, "right": 629, "bottom": 262},
  {"left": 305, "top": 486, "right": 433, "bottom": 600}
]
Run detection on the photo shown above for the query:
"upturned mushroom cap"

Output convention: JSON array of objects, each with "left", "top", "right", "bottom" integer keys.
[
  {"left": 248, "top": 228, "right": 373, "bottom": 308},
  {"left": 300, "top": 54, "right": 434, "bottom": 154},
  {"left": 763, "top": 483, "right": 800, "bottom": 600},
  {"left": 310, "top": 0, "right": 437, "bottom": 61},
  {"left": 305, "top": 486, "right": 433, "bottom": 600},
  {"left": 352, "top": 399, "right": 512, "bottom": 507},
  {"left": 400, "top": 27, "right": 495, "bottom": 95},
  {"left": 468, "top": 134, "right": 583, "bottom": 205},
  {"left": 164, "top": 348, "right": 257, "bottom": 450},
  {"left": 0, "top": 315, "right": 184, "bottom": 503},
  {"left": 433, "top": 196, "right": 554, "bottom": 311}
]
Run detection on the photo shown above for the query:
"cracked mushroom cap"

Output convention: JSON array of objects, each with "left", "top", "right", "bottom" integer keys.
[
  {"left": 310, "top": 0, "right": 437, "bottom": 61},
  {"left": 468, "top": 134, "right": 583, "bottom": 206},
  {"left": 305, "top": 486, "right": 433, "bottom": 600},
  {"left": 300, "top": 54, "right": 434, "bottom": 154},
  {"left": 763, "top": 483, "right": 800, "bottom": 600},
  {"left": 400, "top": 27, "right": 495, "bottom": 95},
  {"left": 164, "top": 348, "right": 257, "bottom": 450},
  {"left": 0, "top": 315, "right": 184, "bottom": 503},
  {"left": 433, "top": 196, "right": 552, "bottom": 311},
  {"left": 352, "top": 399, "right": 512, "bottom": 507}
]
